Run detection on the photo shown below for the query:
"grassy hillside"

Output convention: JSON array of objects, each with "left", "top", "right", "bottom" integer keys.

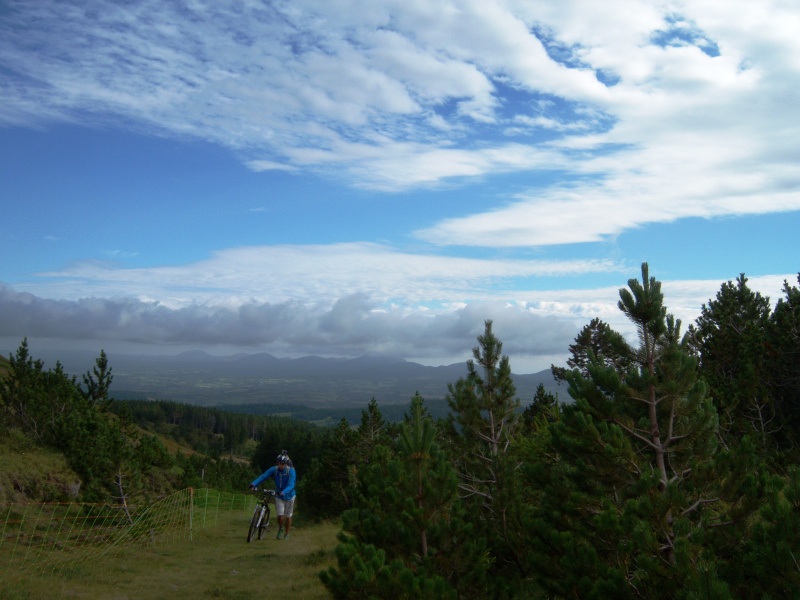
[
  {"left": 1, "top": 510, "right": 340, "bottom": 599},
  {"left": 0, "top": 429, "right": 82, "bottom": 505}
]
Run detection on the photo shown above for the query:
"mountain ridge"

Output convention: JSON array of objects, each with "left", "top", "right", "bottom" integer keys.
[{"left": 21, "top": 348, "right": 564, "bottom": 408}]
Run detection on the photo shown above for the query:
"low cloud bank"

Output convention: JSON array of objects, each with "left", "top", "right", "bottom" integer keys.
[{"left": 0, "top": 285, "right": 577, "bottom": 372}]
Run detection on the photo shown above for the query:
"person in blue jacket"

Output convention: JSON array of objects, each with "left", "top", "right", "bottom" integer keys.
[{"left": 249, "top": 453, "right": 296, "bottom": 539}]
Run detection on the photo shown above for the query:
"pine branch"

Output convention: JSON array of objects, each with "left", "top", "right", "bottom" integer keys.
[
  {"left": 668, "top": 467, "right": 692, "bottom": 485},
  {"left": 613, "top": 418, "right": 660, "bottom": 450},
  {"left": 662, "top": 431, "right": 691, "bottom": 449},
  {"left": 681, "top": 497, "right": 719, "bottom": 517}
]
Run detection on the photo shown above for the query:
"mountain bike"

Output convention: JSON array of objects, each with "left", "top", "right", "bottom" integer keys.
[{"left": 247, "top": 489, "right": 276, "bottom": 543}]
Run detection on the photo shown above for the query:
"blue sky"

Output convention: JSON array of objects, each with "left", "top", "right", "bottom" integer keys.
[{"left": 1, "top": 0, "right": 799, "bottom": 373}]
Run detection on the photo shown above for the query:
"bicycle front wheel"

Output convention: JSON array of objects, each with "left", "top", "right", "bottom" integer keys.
[
  {"left": 247, "top": 506, "right": 262, "bottom": 543},
  {"left": 257, "top": 504, "right": 270, "bottom": 540}
]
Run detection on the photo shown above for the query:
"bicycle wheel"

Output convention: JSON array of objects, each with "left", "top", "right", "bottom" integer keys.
[
  {"left": 257, "top": 504, "right": 270, "bottom": 540},
  {"left": 247, "top": 506, "right": 262, "bottom": 543}
]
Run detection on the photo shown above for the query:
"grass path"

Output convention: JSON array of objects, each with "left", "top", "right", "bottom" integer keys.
[{"left": 3, "top": 514, "right": 340, "bottom": 600}]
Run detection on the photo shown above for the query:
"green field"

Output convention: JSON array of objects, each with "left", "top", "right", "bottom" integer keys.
[{"left": 1, "top": 513, "right": 340, "bottom": 600}]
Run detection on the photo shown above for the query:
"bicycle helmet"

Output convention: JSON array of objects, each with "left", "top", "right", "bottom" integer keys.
[{"left": 276, "top": 453, "right": 289, "bottom": 464}]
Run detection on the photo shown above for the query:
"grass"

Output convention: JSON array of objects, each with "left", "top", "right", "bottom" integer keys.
[
  {"left": 0, "top": 431, "right": 81, "bottom": 504},
  {"left": 1, "top": 512, "right": 341, "bottom": 599}
]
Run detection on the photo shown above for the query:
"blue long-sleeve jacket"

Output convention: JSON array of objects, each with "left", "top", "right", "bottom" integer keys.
[{"left": 251, "top": 465, "right": 296, "bottom": 500}]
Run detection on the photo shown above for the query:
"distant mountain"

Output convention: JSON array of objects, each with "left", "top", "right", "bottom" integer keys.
[{"left": 24, "top": 348, "right": 565, "bottom": 409}]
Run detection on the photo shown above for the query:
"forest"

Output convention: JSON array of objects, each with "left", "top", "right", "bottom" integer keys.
[{"left": 2, "top": 263, "right": 800, "bottom": 598}]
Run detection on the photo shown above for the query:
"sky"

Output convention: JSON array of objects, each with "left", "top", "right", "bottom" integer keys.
[{"left": 1, "top": 0, "right": 799, "bottom": 374}]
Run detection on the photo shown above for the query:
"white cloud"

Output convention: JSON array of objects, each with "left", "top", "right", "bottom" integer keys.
[
  {"left": 3, "top": 0, "right": 798, "bottom": 245},
  {"left": 25, "top": 243, "right": 622, "bottom": 307},
  {"left": 7, "top": 241, "right": 625, "bottom": 372},
  {"left": 1, "top": 0, "right": 799, "bottom": 373},
  {"left": 246, "top": 160, "right": 296, "bottom": 172},
  {"left": 2, "top": 263, "right": 794, "bottom": 372}
]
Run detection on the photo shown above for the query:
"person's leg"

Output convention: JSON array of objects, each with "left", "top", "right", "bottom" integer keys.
[
  {"left": 282, "top": 498, "right": 295, "bottom": 538},
  {"left": 275, "top": 498, "right": 286, "bottom": 538}
]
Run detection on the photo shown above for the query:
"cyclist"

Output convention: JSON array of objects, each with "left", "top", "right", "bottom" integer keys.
[{"left": 249, "top": 453, "right": 296, "bottom": 540}]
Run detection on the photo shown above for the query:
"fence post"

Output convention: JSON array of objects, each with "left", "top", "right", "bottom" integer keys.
[{"left": 188, "top": 487, "right": 194, "bottom": 542}]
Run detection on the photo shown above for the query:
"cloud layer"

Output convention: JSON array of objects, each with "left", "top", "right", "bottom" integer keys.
[
  {"left": 2, "top": 1, "right": 798, "bottom": 370},
  {"left": 2, "top": 0, "right": 799, "bottom": 247},
  {"left": 2, "top": 249, "right": 793, "bottom": 371},
  {"left": 4, "top": 245, "right": 622, "bottom": 368},
  {"left": 0, "top": 284, "right": 577, "bottom": 366}
]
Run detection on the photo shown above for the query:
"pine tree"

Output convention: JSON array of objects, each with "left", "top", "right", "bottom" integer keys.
[
  {"left": 552, "top": 317, "right": 631, "bottom": 383},
  {"left": 82, "top": 349, "right": 114, "bottom": 407},
  {"left": 445, "top": 320, "right": 528, "bottom": 591},
  {"left": 321, "top": 394, "right": 488, "bottom": 599},
  {"left": 687, "top": 274, "right": 776, "bottom": 452},
  {"left": 522, "top": 383, "right": 559, "bottom": 430},
  {"left": 445, "top": 319, "right": 520, "bottom": 497},
  {"left": 2, "top": 339, "right": 53, "bottom": 440},
  {"left": 767, "top": 275, "right": 800, "bottom": 453},
  {"left": 727, "top": 466, "right": 800, "bottom": 596},
  {"left": 396, "top": 395, "right": 459, "bottom": 561},
  {"left": 359, "top": 397, "right": 385, "bottom": 441},
  {"left": 527, "top": 264, "right": 769, "bottom": 597},
  {"left": 356, "top": 396, "right": 394, "bottom": 462},
  {"left": 302, "top": 417, "right": 360, "bottom": 518}
]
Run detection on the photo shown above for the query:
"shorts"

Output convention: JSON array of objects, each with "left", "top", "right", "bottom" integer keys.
[{"left": 275, "top": 496, "right": 295, "bottom": 518}]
